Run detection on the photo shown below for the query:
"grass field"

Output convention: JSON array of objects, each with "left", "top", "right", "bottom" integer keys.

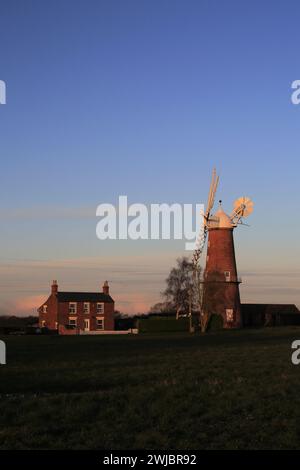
[{"left": 1, "top": 328, "right": 300, "bottom": 450}]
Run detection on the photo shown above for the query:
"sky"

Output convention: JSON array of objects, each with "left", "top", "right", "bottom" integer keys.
[{"left": 0, "top": 0, "right": 300, "bottom": 315}]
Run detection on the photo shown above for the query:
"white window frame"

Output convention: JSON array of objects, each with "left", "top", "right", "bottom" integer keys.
[
  {"left": 69, "top": 317, "right": 77, "bottom": 327},
  {"left": 83, "top": 302, "right": 90, "bottom": 314},
  {"left": 96, "top": 302, "right": 104, "bottom": 314},
  {"left": 224, "top": 271, "right": 231, "bottom": 282},
  {"left": 43, "top": 305, "right": 47, "bottom": 313},
  {"left": 226, "top": 308, "right": 234, "bottom": 322},
  {"left": 69, "top": 302, "right": 77, "bottom": 314},
  {"left": 96, "top": 318, "right": 104, "bottom": 330}
]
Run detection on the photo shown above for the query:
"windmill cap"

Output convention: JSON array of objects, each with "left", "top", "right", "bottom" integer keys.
[{"left": 214, "top": 206, "right": 233, "bottom": 228}]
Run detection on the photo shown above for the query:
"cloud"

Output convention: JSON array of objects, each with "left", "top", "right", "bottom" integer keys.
[
  {"left": 0, "top": 206, "right": 95, "bottom": 220},
  {"left": 14, "top": 295, "right": 45, "bottom": 314},
  {"left": 0, "top": 253, "right": 177, "bottom": 315},
  {"left": 240, "top": 270, "right": 300, "bottom": 307},
  {"left": 115, "top": 293, "right": 151, "bottom": 314},
  {"left": 1, "top": 256, "right": 300, "bottom": 317}
]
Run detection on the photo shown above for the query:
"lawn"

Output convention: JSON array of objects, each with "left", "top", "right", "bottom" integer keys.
[{"left": 1, "top": 328, "right": 300, "bottom": 449}]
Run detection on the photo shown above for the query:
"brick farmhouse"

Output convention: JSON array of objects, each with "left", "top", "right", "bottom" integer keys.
[{"left": 38, "top": 280, "right": 115, "bottom": 334}]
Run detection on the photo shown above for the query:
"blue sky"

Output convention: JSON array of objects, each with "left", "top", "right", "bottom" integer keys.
[{"left": 0, "top": 0, "right": 300, "bottom": 314}]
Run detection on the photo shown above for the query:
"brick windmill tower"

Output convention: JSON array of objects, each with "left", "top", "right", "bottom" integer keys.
[{"left": 192, "top": 169, "right": 253, "bottom": 330}]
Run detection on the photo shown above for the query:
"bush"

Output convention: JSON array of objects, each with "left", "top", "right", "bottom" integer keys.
[{"left": 207, "top": 314, "right": 223, "bottom": 331}]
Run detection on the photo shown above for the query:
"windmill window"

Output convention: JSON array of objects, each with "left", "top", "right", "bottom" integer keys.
[
  {"left": 226, "top": 309, "right": 234, "bottom": 322},
  {"left": 224, "top": 271, "right": 231, "bottom": 281},
  {"left": 43, "top": 305, "right": 47, "bottom": 313}
]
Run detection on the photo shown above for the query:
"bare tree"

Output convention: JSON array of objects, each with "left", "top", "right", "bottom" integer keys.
[
  {"left": 149, "top": 302, "right": 174, "bottom": 314},
  {"left": 163, "top": 257, "right": 200, "bottom": 319}
]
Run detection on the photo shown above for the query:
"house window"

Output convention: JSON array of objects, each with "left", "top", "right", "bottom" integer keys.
[
  {"left": 96, "top": 318, "right": 104, "bottom": 330},
  {"left": 69, "top": 318, "right": 77, "bottom": 327},
  {"left": 43, "top": 305, "right": 47, "bottom": 313},
  {"left": 83, "top": 302, "right": 90, "bottom": 314},
  {"left": 97, "top": 302, "right": 104, "bottom": 314},
  {"left": 224, "top": 271, "right": 231, "bottom": 282},
  {"left": 226, "top": 309, "right": 234, "bottom": 322},
  {"left": 69, "top": 302, "right": 77, "bottom": 314}
]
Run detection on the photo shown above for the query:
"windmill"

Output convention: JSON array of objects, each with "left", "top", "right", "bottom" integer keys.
[
  {"left": 192, "top": 169, "right": 253, "bottom": 331},
  {"left": 192, "top": 168, "right": 219, "bottom": 270}
]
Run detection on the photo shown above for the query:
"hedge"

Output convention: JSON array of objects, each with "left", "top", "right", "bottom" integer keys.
[{"left": 138, "top": 317, "right": 190, "bottom": 333}]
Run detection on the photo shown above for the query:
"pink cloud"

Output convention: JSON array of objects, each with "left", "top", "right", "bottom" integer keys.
[
  {"left": 116, "top": 292, "right": 152, "bottom": 314},
  {"left": 13, "top": 295, "right": 45, "bottom": 316}
]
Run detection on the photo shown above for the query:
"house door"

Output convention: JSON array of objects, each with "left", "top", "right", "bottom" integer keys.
[{"left": 84, "top": 319, "right": 90, "bottom": 331}]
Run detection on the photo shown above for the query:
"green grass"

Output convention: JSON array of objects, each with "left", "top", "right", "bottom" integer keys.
[{"left": 1, "top": 328, "right": 300, "bottom": 449}]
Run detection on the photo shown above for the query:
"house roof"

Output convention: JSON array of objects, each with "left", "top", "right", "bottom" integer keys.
[
  {"left": 56, "top": 292, "right": 114, "bottom": 303},
  {"left": 241, "top": 303, "right": 299, "bottom": 315}
]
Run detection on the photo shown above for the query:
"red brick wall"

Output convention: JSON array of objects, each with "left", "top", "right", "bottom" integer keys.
[
  {"left": 38, "top": 293, "right": 115, "bottom": 333},
  {"left": 104, "top": 302, "right": 115, "bottom": 330},
  {"left": 58, "top": 300, "right": 115, "bottom": 332},
  {"left": 204, "top": 227, "right": 241, "bottom": 328},
  {"left": 58, "top": 325, "right": 79, "bottom": 335},
  {"left": 206, "top": 227, "right": 238, "bottom": 280},
  {"left": 38, "top": 293, "right": 58, "bottom": 329}
]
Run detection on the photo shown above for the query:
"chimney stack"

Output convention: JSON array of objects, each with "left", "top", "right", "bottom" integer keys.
[
  {"left": 102, "top": 280, "right": 109, "bottom": 295},
  {"left": 51, "top": 280, "right": 58, "bottom": 294}
]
